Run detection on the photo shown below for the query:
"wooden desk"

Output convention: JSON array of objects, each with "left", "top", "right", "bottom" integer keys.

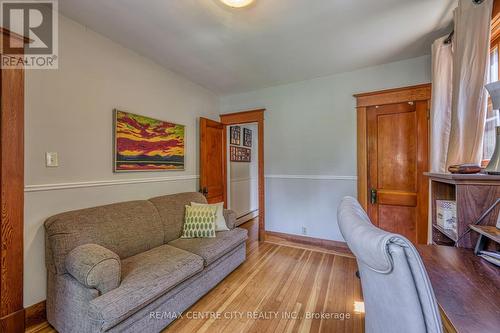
[{"left": 417, "top": 245, "right": 500, "bottom": 333}]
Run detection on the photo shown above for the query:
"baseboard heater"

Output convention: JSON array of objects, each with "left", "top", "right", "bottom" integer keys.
[{"left": 236, "top": 210, "right": 259, "bottom": 225}]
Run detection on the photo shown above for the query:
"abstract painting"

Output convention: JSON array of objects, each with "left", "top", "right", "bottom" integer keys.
[{"left": 114, "top": 110, "right": 185, "bottom": 172}]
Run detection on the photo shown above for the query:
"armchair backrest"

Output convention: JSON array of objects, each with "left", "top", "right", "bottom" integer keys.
[{"left": 337, "top": 197, "right": 443, "bottom": 333}]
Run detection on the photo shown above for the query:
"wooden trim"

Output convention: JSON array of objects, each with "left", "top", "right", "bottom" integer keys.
[
  {"left": 354, "top": 83, "right": 431, "bottom": 108},
  {"left": 0, "top": 309, "right": 25, "bottom": 333},
  {"left": 264, "top": 231, "right": 353, "bottom": 256},
  {"left": 0, "top": 54, "right": 25, "bottom": 332},
  {"left": 25, "top": 301, "right": 46, "bottom": 329},
  {"left": 222, "top": 121, "right": 228, "bottom": 208},
  {"left": 220, "top": 109, "right": 266, "bottom": 241},
  {"left": 0, "top": 27, "right": 32, "bottom": 43},
  {"left": 357, "top": 107, "right": 368, "bottom": 210},
  {"left": 494, "top": 0, "right": 500, "bottom": 22},
  {"left": 491, "top": 15, "right": 500, "bottom": 47},
  {"left": 219, "top": 109, "right": 265, "bottom": 123},
  {"left": 416, "top": 100, "right": 430, "bottom": 244}
]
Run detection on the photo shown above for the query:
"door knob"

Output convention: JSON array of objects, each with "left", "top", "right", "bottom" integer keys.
[
  {"left": 370, "top": 188, "right": 377, "bottom": 204},
  {"left": 199, "top": 187, "right": 208, "bottom": 196}
]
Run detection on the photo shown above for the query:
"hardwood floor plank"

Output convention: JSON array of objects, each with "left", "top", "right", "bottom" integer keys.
[
  {"left": 245, "top": 249, "right": 307, "bottom": 333},
  {"left": 310, "top": 254, "right": 335, "bottom": 333},
  {"left": 221, "top": 246, "right": 303, "bottom": 333}
]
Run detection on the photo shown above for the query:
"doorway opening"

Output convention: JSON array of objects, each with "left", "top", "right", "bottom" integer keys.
[
  {"left": 226, "top": 122, "right": 260, "bottom": 241},
  {"left": 200, "top": 109, "right": 265, "bottom": 241},
  {"left": 220, "top": 109, "right": 265, "bottom": 241}
]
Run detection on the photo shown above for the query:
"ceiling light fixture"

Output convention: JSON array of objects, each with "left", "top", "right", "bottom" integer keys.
[{"left": 219, "top": 0, "right": 254, "bottom": 8}]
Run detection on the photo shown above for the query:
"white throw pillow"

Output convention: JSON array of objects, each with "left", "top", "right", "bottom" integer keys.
[{"left": 190, "top": 202, "right": 229, "bottom": 231}]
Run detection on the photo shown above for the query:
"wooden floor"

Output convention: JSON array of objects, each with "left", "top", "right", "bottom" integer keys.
[{"left": 28, "top": 219, "right": 364, "bottom": 333}]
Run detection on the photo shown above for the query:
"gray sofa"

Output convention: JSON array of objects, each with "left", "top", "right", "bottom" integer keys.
[{"left": 44, "top": 192, "right": 248, "bottom": 333}]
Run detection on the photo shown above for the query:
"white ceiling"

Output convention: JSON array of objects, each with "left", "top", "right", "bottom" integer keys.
[{"left": 59, "top": 0, "right": 456, "bottom": 94}]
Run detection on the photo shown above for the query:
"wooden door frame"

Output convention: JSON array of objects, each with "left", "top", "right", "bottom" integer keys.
[
  {"left": 354, "top": 84, "right": 431, "bottom": 243},
  {"left": 220, "top": 109, "right": 266, "bottom": 241},
  {"left": 0, "top": 28, "right": 27, "bottom": 332}
]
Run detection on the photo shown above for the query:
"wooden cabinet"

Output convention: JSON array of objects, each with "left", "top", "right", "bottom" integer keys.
[
  {"left": 427, "top": 173, "right": 500, "bottom": 248},
  {"left": 0, "top": 28, "right": 26, "bottom": 333}
]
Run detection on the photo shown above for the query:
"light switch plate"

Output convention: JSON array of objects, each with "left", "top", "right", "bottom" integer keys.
[{"left": 46, "top": 152, "right": 59, "bottom": 167}]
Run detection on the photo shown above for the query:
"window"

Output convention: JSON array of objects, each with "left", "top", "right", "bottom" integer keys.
[{"left": 484, "top": 46, "right": 500, "bottom": 163}]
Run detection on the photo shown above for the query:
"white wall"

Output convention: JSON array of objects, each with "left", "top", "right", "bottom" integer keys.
[
  {"left": 228, "top": 123, "right": 259, "bottom": 218},
  {"left": 220, "top": 55, "right": 431, "bottom": 242},
  {"left": 24, "top": 15, "right": 219, "bottom": 307}
]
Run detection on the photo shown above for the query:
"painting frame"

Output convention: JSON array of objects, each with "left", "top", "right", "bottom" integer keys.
[
  {"left": 113, "top": 109, "right": 186, "bottom": 172},
  {"left": 230, "top": 126, "right": 241, "bottom": 145},
  {"left": 230, "top": 145, "right": 251, "bottom": 162},
  {"left": 243, "top": 128, "right": 252, "bottom": 147}
]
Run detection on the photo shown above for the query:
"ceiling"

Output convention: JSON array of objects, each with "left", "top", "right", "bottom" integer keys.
[{"left": 59, "top": 0, "right": 456, "bottom": 94}]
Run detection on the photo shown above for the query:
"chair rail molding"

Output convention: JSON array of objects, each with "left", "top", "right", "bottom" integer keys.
[
  {"left": 24, "top": 175, "right": 200, "bottom": 192},
  {"left": 265, "top": 174, "right": 357, "bottom": 181}
]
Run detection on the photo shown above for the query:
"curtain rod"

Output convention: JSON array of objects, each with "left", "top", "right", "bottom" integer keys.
[{"left": 444, "top": 0, "right": 486, "bottom": 44}]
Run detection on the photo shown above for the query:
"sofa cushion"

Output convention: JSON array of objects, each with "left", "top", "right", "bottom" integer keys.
[
  {"left": 149, "top": 192, "right": 208, "bottom": 243},
  {"left": 45, "top": 200, "right": 164, "bottom": 274},
  {"left": 181, "top": 205, "right": 217, "bottom": 239},
  {"left": 222, "top": 209, "right": 237, "bottom": 230},
  {"left": 88, "top": 244, "right": 203, "bottom": 330},
  {"left": 191, "top": 202, "right": 230, "bottom": 231},
  {"left": 168, "top": 228, "right": 248, "bottom": 266}
]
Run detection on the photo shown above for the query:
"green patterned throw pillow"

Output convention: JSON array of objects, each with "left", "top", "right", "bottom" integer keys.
[{"left": 181, "top": 205, "right": 217, "bottom": 238}]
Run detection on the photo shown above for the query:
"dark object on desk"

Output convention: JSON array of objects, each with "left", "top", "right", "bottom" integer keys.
[
  {"left": 417, "top": 245, "right": 500, "bottom": 333},
  {"left": 478, "top": 250, "right": 500, "bottom": 266},
  {"left": 471, "top": 225, "right": 500, "bottom": 267},
  {"left": 447, "top": 163, "right": 481, "bottom": 174}
]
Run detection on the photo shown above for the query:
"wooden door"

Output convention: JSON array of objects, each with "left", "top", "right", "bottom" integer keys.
[
  {"left": 367, "top": 101, "right": 429, "bottom": 244},
  {"left": 200, "top": 117, "right": 226, "bottom": 204}
]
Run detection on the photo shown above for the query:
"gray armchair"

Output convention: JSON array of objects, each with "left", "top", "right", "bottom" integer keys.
[{"left": 337, "top": 197, "right": 443, "bottom": 333}]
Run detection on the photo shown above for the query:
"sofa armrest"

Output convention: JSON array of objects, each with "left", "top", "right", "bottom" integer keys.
[
  {"left": 223, "top": 209, "right": 237, "bottom": 229},
  {"left": 65, "top": 244, "right": 121, "bottom": 294}
]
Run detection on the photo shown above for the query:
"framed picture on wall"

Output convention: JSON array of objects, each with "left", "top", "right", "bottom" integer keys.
[
  {"left": 230, "top": 146, "right": 251, "bottom": 162},
  {"left": 243, "top": 128, "right": 252, "bottom": 147},
  {"left": 230, "top": 126, "right": 241, "bottom": 145},
  {"left": 114, "top": 110, "right": 185, "bottom": 172}
]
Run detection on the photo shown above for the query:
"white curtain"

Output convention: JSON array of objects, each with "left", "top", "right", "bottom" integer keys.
[
  {"left": 430, "top": 36, "right": 453, "bottom": 173},
  {"left": 446, "top": 0, "right": 493, "bottom": 167}
]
